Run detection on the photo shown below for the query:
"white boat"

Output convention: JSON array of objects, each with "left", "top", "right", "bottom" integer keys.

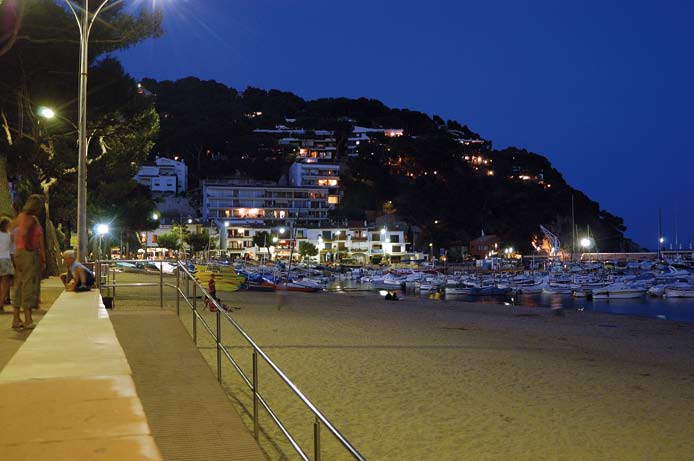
[
  {"left": 648, "top": 285, "right": 667, "bottom": 297},
  {"left": 664, "top": 284, "right": 694, "bottom": 298},
  {"left": 542, "top": 282, "right": 576, "bottom": 295},
  {"left": 510, "top": 279, "right": 545, "bottom": 293},
  {"left": 592, "top": 283, "right": 647, "bottom": 299},
  {"left": 573, "top": 282, "right": 610, "bottom": 298}
]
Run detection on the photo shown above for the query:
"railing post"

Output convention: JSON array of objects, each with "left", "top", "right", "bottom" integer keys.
[
  {"left": 95, "top": 261, "right": 101, "bottom": 290},
  {"left": 216, "top": 306, "right": 222, "bottom": 382},
  {"left": 176, "top": 262, "right": 181, "bottom": 317},
  {"left": 252, "top": 350, "right": 259, "bottom": 441},
  {"left": 192, "top": 283, "right": 197, "bottom": 345},
  {"left": 111, "top": 266, "right": 116, "bottom": 308},
  {"left": 186, "top": 272, "right": 190, "bottom": 298},
  {"left": 314, "top": 416, "right": 321, "bottom": 461},
  {"left": 159, "top": 261, "right": 164, "bottom": 309}
]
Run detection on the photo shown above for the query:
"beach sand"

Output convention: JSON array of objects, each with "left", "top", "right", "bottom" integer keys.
[
  {"left": 174, "top": 289, "right": 694, "bottom": 461},
  {"left": 111, "top": 273, "right": 694, "bottom": 460}
]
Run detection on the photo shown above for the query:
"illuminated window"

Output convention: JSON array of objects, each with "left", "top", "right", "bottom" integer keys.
[{"left": 328, "top": 196, "right": 338, "bottom": 204}]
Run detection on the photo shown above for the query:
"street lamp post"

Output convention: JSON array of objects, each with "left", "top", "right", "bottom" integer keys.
[{"left": 63, "top": 0, "right": 113, "bottom": 261}]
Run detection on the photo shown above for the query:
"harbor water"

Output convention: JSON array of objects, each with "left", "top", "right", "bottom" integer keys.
[{"left": 329, "top": 281, "right": 694, "bottom": 323}]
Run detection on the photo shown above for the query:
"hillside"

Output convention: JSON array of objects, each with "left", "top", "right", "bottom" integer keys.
[{"left": 141, "top": 77, "right": 639, "bottom": 254}]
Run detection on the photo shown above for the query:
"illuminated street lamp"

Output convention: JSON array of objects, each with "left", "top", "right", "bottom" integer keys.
[
  {"left": 580, "top": 237, "right": 593, "bottom": 251},
  {"left": 380, "top": 227, "right": 387, "bottom": 235},
  {"left": 279, "top": 227, "right": 286, "bottom": 234},
  {"left": 38, "top": 106, "right": 56, "bottom": 120},
  {"left": 95, "top": 223, "right": 109, "bottom": 260},
  {"left": 659, "top": 237, "right": 665, "bottom": 244},
  {"left": 146, "top": 213, "right": 159, "bottom": 260}
]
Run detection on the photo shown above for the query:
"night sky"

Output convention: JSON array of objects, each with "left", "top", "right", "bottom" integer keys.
[{"left": 117, "top": 0, "right": 694, "bottom": 249}]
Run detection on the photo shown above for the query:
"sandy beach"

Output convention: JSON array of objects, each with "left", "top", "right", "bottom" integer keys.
[{"left": 168, "top": 287, "right": 694, "bottom": 461}]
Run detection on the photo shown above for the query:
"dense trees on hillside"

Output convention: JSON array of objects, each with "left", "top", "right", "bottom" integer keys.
[{"left": 146, "top": 77, "right": 636, "bottom": 253}]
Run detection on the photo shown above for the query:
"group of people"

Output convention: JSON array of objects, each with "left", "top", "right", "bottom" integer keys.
[
  {"left": 0, "top": 195, "right": 47, "bottom": 330},
  {"left": 0, "top": 194, "right": 95, "bottom": 330}
]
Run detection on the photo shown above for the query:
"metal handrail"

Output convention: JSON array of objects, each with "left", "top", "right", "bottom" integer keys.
[{"left": 95, "top": 259, "right": 366, "bottom": 461}]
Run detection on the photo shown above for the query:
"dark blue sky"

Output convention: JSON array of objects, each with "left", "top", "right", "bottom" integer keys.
[{"left": 118, "top": 0, "right": 694, "bottom": 248}]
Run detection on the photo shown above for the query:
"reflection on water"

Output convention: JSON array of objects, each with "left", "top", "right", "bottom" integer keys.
[{"left": 328, "top": 280, "right": 694, "bottom": 322}]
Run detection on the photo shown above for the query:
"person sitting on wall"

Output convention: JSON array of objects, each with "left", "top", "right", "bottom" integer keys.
[{"left": 61, "top": 250, "right": 95, "bottom": 292}]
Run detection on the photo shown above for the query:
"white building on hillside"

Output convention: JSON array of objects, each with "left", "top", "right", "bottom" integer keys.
[
  {"left": 288, "top": 162, "right": 340, "bottom": 188},
  {"left": 134, "top": 156, "right": 188, "bottom": 194}
]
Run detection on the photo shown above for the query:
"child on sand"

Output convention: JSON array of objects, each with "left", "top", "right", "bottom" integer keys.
[{"left": 208, "top": 273, "right": 217, "bottom": 301}]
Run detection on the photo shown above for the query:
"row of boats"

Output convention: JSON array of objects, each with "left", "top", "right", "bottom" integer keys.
[
  {"left": 177, "top": 259, "right": 694, "bottom": 300},
  {"left": 354, "top": 265, "right": 694, "bottom": 299}
]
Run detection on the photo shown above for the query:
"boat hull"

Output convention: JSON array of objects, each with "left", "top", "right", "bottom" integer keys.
[{"left": 664, "top": 288, "right": 694, "bottom": 298}]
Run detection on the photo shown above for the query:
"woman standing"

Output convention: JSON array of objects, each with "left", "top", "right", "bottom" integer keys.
[
  {"left": 11, "top": 195, "right": 45, "bottom": 330},
  {"left": 0, "top": 216, "right": 14, "bottom": 316}
]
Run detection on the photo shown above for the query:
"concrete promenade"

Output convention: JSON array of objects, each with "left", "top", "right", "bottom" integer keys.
[
  {"left": 0, "top": 287, "right": 161, "bottom": 460},
  {"left": 0, "top": 281, "right": 265, "bottom": 461}
]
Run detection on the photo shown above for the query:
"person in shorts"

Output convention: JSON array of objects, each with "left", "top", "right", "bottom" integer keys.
[
  {"left": 0, "top": 216, "right": 15, "bottom": 314},
  {"left": 61, "top": 250, "right": 95, "bottom": 292},
  {"left": 11, "top": 195, "right": 45, "bottom": 329}
]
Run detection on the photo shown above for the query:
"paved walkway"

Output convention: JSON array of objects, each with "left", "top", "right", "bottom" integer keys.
[
  {"left": 109, "top": 309, "right": 266, "bottom": 461},
  {"left": 0, "top": 288, "right": 161, "bottom": 461},
  {"left": 0, "top": 277, "right": 64, "bottom": 369}
]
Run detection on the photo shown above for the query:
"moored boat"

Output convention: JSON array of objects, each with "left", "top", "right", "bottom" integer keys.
[
  {"left": 664, "top": 284, "right": 694, "bottom": 298},
  {"left": 592, "top": 283, "right": 647, "bottom": 299}
]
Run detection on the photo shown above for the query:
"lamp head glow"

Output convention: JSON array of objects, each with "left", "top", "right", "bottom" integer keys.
[
  {"left": 279, "top": 227, "right": 286, "bottom": 234},
  {"left": 152, "top": 212, "right": 159, "bottom": 220},
  {"left": 38, "top": 106, "right": 55, "bottom": 119},
  {"left": 659, "top": 237, "right": 665, "bottom": 244},
  {"left": 380, "top": 228, "right": 387, "bottom": 235},
  {"left": 95, "top": 223, "right": 109, "bottom": 236},
  {"left": 580, "top": 237, "right": 592, "bottom": 248},
  {"left": 272, "top": 236, "right": 278, "bottom": 243},
  {"left": 187, "top": 218, "right": 193, "bottom": 224},
  {"left": 224, "top": 221, "right": 230, "bottom": 228}
]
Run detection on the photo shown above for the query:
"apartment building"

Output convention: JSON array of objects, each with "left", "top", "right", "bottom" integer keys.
[
  {"left": 221, "top": 224, "right": 407, "bottom": 264},
  {"left": 202, "top": 179, "right": 340, "bottom": 225}
]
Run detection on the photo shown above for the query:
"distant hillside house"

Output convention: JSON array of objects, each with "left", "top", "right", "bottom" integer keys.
[
  {"left": 254, "top": 127, "right": 337, "bottom": 162},
  {"left": 347, "top": 126, "right": 404, "bottom": 157},
  {"left": 469, "top": 234, "right": 501, "bottom": 259},
  {"left": 134, "top": 156, "right": 188, "bottom": 194}
]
